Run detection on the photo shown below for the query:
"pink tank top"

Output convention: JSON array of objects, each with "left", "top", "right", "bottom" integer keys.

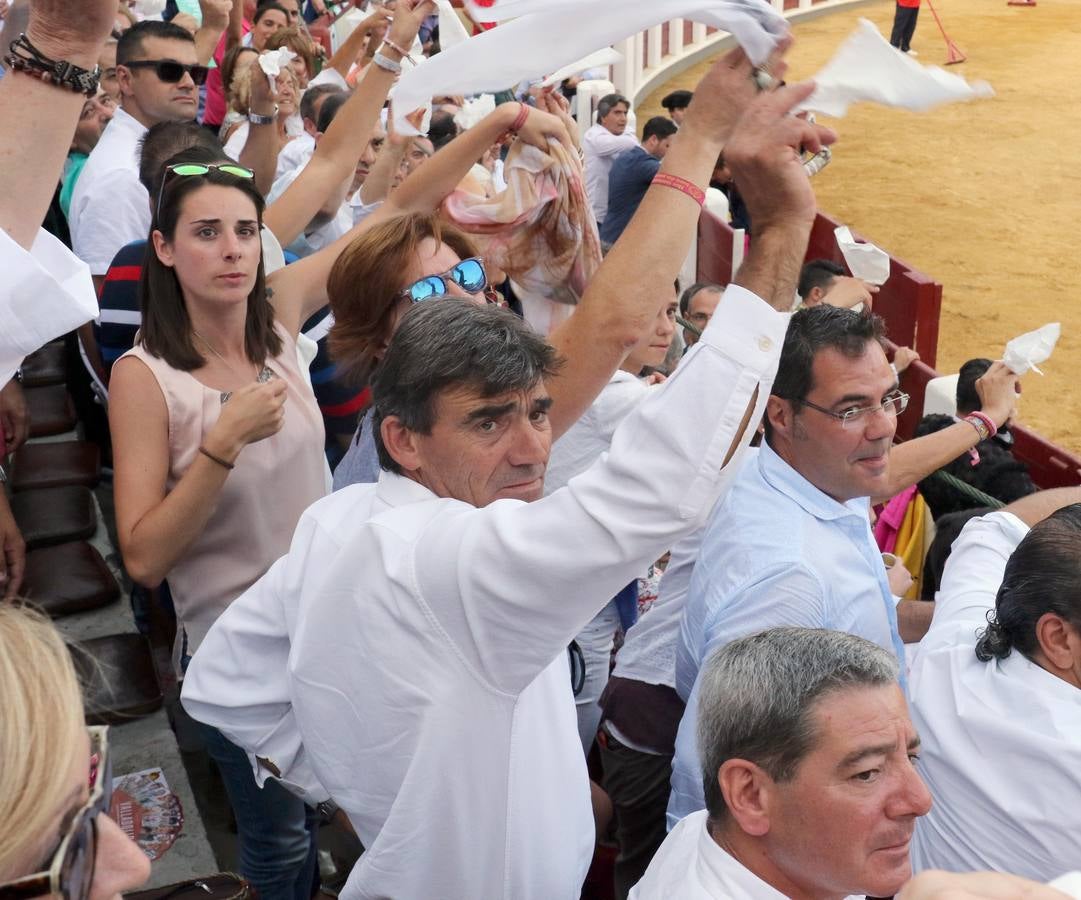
[{"left": 121, "top": 323, "right": 327, "bottom": 665}]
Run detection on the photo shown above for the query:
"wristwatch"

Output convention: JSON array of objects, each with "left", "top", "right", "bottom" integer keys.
[{"left": 248, "top": 105, "right": 278, "bottom": 126}]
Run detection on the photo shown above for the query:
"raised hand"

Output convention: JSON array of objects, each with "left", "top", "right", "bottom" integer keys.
[
  {"left": 211, "top": 379, "right": 288, "bottom": 455},
  {"left": 27, "top": 0, "right": 118, "bottom": 65},
  {"left": 514, "top": 104, "right": 574, "bottom": 155},
  {"left": 722, "top": 81, "right": 836, "bottom": 237},
  {"left": 975, "top": 360, "right": 1022, "bottom": 429},
  {"left": 386, "top": 0, "right": 438, "bottom": 51}
]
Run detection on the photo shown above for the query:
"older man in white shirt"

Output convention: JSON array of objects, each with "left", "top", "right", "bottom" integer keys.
[
  {"left": 582, "top": 92, "right": 638, "bottom": 228},
  {"left": 910, "top": 486, "right": 1081, "bottom": 882},
  {"left": 182, "top": 53, "right": 837, "bottom": 899},
  {"left": 634, "top": 628, "right": 931, "bottom": 900},
  {"left": 68, "top": 19, "right": 202, "bottom": 286}
]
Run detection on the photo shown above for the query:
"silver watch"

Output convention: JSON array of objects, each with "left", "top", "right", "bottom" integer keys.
[{"left": 248, "top": 106, "right": 278, "bottom": 126}]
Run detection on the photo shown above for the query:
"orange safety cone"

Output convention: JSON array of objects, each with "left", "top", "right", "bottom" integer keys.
[{"left": 925, "top": 0, "right": 967, "bottom": 65}]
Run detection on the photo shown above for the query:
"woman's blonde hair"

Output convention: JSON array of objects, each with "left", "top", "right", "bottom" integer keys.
[
  {"left": 229, "top": 61, "right": 300, "bottom": 116},
  {"left": 0, "top": 605, "right": 85, "bottom": 880}
]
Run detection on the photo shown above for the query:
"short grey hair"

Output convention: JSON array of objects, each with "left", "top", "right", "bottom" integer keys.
[
  {"left": 371, "top": 300, "right": 564, "bottom": 474},
  {"left": 697, "top": 628, "right": 899, "bottom": 821},
  {"left": 597, "top": 93, "right": 629, "bottom": 121}
]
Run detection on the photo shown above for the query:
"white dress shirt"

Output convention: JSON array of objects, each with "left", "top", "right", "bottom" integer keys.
[
  {"left": 910, "top": 511, "right": 1081, "bottom": 882},
  {"left": 69, "top": 107, "right": 150, "bottom": 276},
  {"left": 0, "top": 227, "right": 99, "bottom": 385},
  {"left": 182, "top": 284, "right": 787, "bottom": 900},
  {"left": 274, "top": 131, "right": 315, "bottom": 180},
  {"left": 581, "top": 123, "right": 638, "bottom": 224},
  {"left": 629, "top": 810, "right": 788, "bottom": 899}
]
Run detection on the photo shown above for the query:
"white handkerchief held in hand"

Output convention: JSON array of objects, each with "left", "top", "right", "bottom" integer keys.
[
  {"left": 454, "top": 94, "right": 497, "bottom": 131},
  {"left": 393, "top": 0, "right": 788, "bottom": 135},
  {"left": 259, "top": 48, "right": 297, "bottom": 93},
  {"left": 133, "top": 0, "right": 168, "bottom": 18},
  {"left": 835, "top": 225, "right": 890, "bottom": 286},
  {"left": 1003, "top": 322, "right": 1060, "bottom": 376},
  {"left": 1049, "top": 873, "right": 1081, "bottom": 899},
  {"left": 800, "top": 19, "right": 993, "bottom": 118}
]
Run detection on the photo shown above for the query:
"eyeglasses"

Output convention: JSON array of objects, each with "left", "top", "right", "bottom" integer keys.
[
  {"left": 155, "top": 162, "right": 256, "bottom": 223},
  {"left": 0, "top": 727, "right": 112, "bottom": 900},
  {"left": 123, "top": 59, "right": 210, "bottom": 86},
  {"left": 796, "top": 390, "right": 910, "bottom": 430},
  {"left": 397, "top": 257, "right": 488, "bottom": 303}
]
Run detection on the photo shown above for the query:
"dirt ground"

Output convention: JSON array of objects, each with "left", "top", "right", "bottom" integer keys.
[{"left": 640, "top": 0, "right": 1081, "bottom": 453}]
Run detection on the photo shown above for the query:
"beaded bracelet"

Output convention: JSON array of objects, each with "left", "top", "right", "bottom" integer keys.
[
  {"left": 381, "top": 37, "right": 415, "bottom": 64},
  {"left": 652, "top": 172, "right": 705, "bottom": 206},
  {"left": 3, "top": 33, "right": 100, "bottom": 97}
]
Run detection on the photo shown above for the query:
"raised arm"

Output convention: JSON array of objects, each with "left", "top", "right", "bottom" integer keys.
[
  {"left": 262, "top": 0, "right": 434, "bottom": 256},
  {"left": 544, "top": 40, "right": 831, "bottom": 439},
  {"left": 239, "top": 69, "right": 290, "bottom": 196},
  {"left": 874, "top": 360, "right": 1021, "bottom": 503},
  {"left": 194, "top": 0, "right": 231, "bottom": 65},
  {"left": 0, "top": 0, "right": 115, "bottom": 248},
  {"left": 322, "top": 6, "right": 391, "bottom": 81}
]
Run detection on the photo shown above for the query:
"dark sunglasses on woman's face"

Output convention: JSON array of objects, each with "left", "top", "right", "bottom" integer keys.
[
  {"left": 0, "top": 727, "right": 111, "bottom": 900},
  {"left": 123, "top": 59, "right": 210, "bottom": 86},
  {"left": 398, "top": 257, "right": 488, "bottom": 304}
]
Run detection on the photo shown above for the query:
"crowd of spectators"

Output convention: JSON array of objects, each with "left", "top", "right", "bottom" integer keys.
[{"left": 0, "top": 2, "right": 1077, "bottom": 900}]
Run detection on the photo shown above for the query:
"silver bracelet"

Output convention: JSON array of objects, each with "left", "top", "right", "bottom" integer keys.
[{"left": 371, "top": 51, "right": 402, "bottom": 75}]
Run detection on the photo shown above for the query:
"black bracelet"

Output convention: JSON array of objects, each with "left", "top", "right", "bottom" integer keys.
[
  {"left": 3, "top": 33, "right": 101, "bottom": 98},
  {"left": 199, "top": 446, "right": 236, "bottom": 471}
]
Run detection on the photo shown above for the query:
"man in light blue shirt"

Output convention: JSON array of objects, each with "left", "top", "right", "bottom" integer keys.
[{"left": 668, "top": 304, "right": 909, "bottom": 826}]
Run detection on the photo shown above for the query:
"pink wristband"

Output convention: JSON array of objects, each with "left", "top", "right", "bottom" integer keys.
[
  {"left": 510, "top": 102, "right": 530, "bottom": 134},
  {"left": 652, "top": 172, "right": 705, "bottom": 206},
  {"left": 968, "top": 410, "right": 998, "bottom": 439}
]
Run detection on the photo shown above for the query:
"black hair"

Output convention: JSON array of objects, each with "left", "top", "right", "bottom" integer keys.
[
  {"left": 956, "top": 357, "right": 993, "bottom": 415},
  {"left": 661, "top": 89, "right": 693, "bottom": 111},
  {"left": 642, "top": 116, "right": 678, "bottom": 143},
  {"left": 765, "top": 305, "right": 887, "bottom": 442},
  {"left": 975, "top": 503, "right": 1081, "bottom": 662},
  {"left": 921, "top": 507, "right": 994, "bottom": 600},
  {"left": 798, "top": 259, "right": 846, "bottom": 302},
  {"left": 316, "top": 91, "right": 349, "bottom": 134},
  {"left": 253, "top": 2, "right": 290, "bottom": 24},
  {"left": 138, "top": 121, "right": 224, "bottom": 194},
  {"left": 301, "top": 83, "right": 344, "bottom": 126},
  {"left": 679, "top": 281, "right": 722, "bottom": 316},
  {"left": 428, "top": 110, "right": 459, "bottom": 150},
  {"left": 117, "top": 20, "right": 195, "bottom": 66}
]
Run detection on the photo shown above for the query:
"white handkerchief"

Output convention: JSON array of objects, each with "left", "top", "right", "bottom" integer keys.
[
  {"left": 1049, "top": 873, "right": 1081, "bottom": 900},
  {"left": 259, "top": 48, "right": 297, "bottom": 92},
  {"left": 134, "top": 0, "right": 168, "bottom": 18},
  {"left": 392, "top": 0, "right": 788, "bottom": 135},
  {"left": 801, "top": 19, "right": 993, "bottom": 118},
  {"left": 437, "top": 0, "right": 471, "bottom": 50},
  {"left": 835, "top": 225, "right": 890, "bottom": 285},
  {"left": 1003, "top": 322, "right": 1060, "bottom": 376},
  {"left": 454, "top": 94, "right": 497, "bottom": 130}
]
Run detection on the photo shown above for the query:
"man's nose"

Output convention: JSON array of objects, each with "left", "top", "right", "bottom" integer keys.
[
  {"left": 888, "top": 762, "right": 933, "bottom": 820},
  {"left": 508, "top": 420, "right": 549, "bottom": 467}
]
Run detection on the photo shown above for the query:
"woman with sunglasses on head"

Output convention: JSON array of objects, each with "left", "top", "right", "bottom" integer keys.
[
  {"left": 0, "top": 605, "right": 151, "bottom": 900},
  {"left": 107, "top": 155, "right": 330, "bottom": 900}
]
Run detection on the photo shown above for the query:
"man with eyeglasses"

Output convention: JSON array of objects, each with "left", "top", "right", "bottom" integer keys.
[
  {"left": 69, "top": 20, "right": 217, "bottom": 290},
  {"left": 666, "top": 302, "right": 1020, "bottom": 827}
]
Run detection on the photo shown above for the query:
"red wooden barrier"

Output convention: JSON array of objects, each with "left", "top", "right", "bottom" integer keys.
[{"left": 695, "top": 208, "right": 1081, "bottom": 489}]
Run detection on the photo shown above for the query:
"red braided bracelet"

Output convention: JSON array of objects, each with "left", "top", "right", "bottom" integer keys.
[
  {"left": 967, "top": 410, "right": 998, "bottom": 439},
  {"left": 652, "top": 172, "right": 705, "bottom": 206}
]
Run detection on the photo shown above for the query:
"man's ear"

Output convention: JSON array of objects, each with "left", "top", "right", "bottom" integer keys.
[
  {"left": 380, "top": 415, "right": 422, "bottom": 474},
  {"left": 804, "top": 286, "right": 825, "bottom": 306},
  {"left": 718, "top": 759, "right": 774, "bottom": 837},
  {"left": 765, "top": 395, "right": 796, "bottom": 442},
  {"left": 115, "top": 64, "right": 135, "bottom": 101},
  {"left": 1035, "top": 612, "right": 1081, "bottom": 672}
]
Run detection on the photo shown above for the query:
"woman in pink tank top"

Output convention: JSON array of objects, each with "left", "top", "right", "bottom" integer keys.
[{"left": 108, "top": 155, "right": 336, "bottom": 900}]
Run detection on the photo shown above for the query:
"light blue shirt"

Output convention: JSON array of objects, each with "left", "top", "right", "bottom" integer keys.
[{"left": 667, "top": 441, "right": 905, "bottom": 827}]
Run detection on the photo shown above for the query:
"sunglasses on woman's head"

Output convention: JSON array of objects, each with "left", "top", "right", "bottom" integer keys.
[
  {"left": 155, "top": 162, "right": 256, "bottom": 223},
  {"left": 0, "top": 727, "right": 112, "bottom": 900},
  {"left": 123, "top": 59, "right": 210, "bottom": 85},
  {"left": 398, "top": 257, "right": 488, "bottom": 304}
]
